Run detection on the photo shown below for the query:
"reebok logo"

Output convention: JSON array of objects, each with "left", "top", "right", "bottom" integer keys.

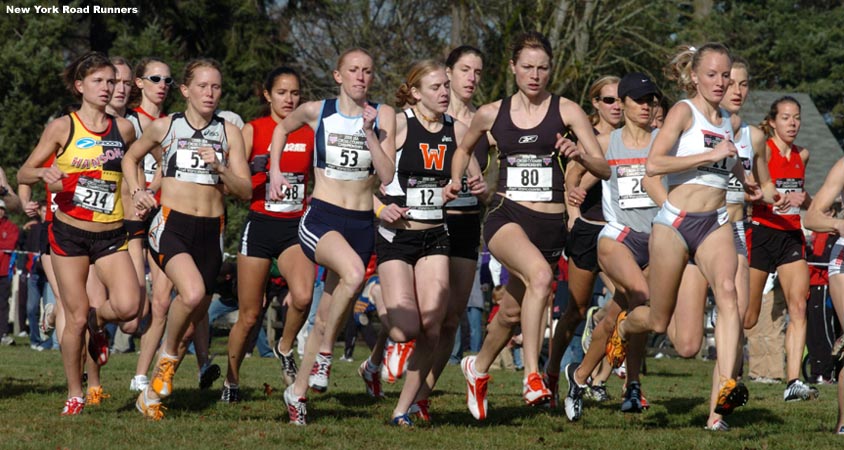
[{"left": 518, "top": 135, "right": 538, "bottom": 144}]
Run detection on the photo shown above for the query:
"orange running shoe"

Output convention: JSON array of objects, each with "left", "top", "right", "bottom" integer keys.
[
  {"left": 714, "top": 378, "right": 748, "bottom": 415},
  {"left": 150, "top": 354, "right": 178, "bottom": 398},
  {"left": 86, "top": 386, "right": 110, "bottom": 406},
  {"left": 606, "top": 311, "right": 628, "bottom": 368}
]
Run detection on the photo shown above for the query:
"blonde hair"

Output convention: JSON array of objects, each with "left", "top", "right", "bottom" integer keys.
[
  {"left": 336, "top": 47, "right": 374, "bottom": 71},
  {"left": 666, "top": 43, "right": 732, "bottom": 97},
  {"left": 395, "top": 60, "right": 446, "bottom": 107},
  {"left": 183, "top": 58, "right": 222, "bottom": 87},
  {"left": 587, "top": 75, "right": 621, "bottom": 126}
]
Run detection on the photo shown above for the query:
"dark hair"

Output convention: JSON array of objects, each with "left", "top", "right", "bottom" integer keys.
[
  {"left": 264, "top": 66, "right": 301, "bottom": 93},
  {"left": 336, "top": 47, "right": 374, "bottom": 71},
  {"left": 183, "top": 58, "right": 222, "bottom": 87},
  {"left": 666, "top": 43, "right": 732, "bottom": 97},
  {"left": 129, "top": 57, "right": 169, "bottom": 107},
  {"left": 511, "top": 31, "right": 553, "bottom": 63},
  {"left": 395, "top": 60, "right": 446, "bottom": 107},
  {"left": 446, "top": 45, "right": 483, "bottom": 69},
  {"left": 62, "top": 51, "right": 115, "bottom": 99},
  {"left": 587, "top": 75, "right": 621, "bottom": 126},
  {"left": 760, "top": 95, "right": 801, "bottom": 137}
]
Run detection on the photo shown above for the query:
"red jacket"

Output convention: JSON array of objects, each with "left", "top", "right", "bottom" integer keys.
[{"left": 0, "top": 217, "right": 20, "bottom": 274}]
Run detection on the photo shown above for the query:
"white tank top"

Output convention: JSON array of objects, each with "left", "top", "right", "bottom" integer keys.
[
  {"left": 666, "top": 99, "right": 735, "bottom": 190},
  {"left": 726, "top": 122, "right": 754, "bottom": 204}
]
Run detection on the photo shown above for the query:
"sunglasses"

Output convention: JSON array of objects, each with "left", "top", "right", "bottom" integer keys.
[
  {"left": 143, "top": 75, "right": 174, "bottom": 85},
  {"left": 631, "top": 94, "right": 660, "bottom": 106},
  {"left": 596, "top": 96, "right": 621, "bottom": 105}
]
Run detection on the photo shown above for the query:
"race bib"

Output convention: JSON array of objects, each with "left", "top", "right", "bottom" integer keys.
[
  {"left": 72, "top": 176, "right": 116, "bottom": 214},
  {"left": 324, "top": 132, "right": 372, "bottom": 180},
  {"left": 143, "top": 154, "right": 158, "bottom": 184},
  {"left": 265, "top": 173, "right": 305, "bottom": 213},
  {"left": 726, "top": 157, "right": 751, "bottom": 203},
  {"left": 406, "top": 177, "right": 446, "bottom": 221},
  {"left": 775, "top": 177, "right": 803, "bottom": 215},
  {"left": 445, "top": 176, "right": 479, "bottom": 208},
  {"left": 505, "top": 155, "right": 553, "bottom": 202},
  {"left": 174, "top": 138, "right": 225, "bottom": 185},
  {"left": 617, "top": 164, "right": 655, "bottom": 209}
]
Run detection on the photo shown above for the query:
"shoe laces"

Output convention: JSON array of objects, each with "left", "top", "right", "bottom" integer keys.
[
  {"left": 474, "top": 373, "right": 490, "bottom": 398},
  {"left": 61, "top": 397, "right": 85, "bottom": 415},
  {"left": 527, "top": 373, "right": 547, "bottom": 393},
  {"left": 282, "top": 353, "right": 298, "bottom": 373},
  {"left": 158, "top": 357, "right": 177, "bottom": 383},
  {"left": 313, "top": 357, "right": 331, "bottom": 378},
  {"left": 86, "top": 386, "right": 110, "bottom": 404},
  {"left": 718, "top": 378, "right": 736, "bottom": 402}
]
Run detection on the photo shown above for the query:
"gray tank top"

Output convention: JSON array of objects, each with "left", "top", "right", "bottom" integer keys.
[{"left": 601, "top": 128, "right": 662, "bottom": 233}]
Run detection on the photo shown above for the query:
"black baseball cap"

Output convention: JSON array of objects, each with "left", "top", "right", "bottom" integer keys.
[{"left": 617, "top": 72, "right": 660, "bottom": 101}]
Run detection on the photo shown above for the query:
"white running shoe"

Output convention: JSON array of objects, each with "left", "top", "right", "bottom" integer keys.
[
  {"left": 284, "top": 385, "right": 308, "bottom": 426},
  {"left": 308, "top": 353, "right": 332, "bottom": 393},
  {"left": 130, "top": 374, "right": 149, "bottom": 392},
  {"left": 783, "top": 379, "right": 819, "bottom": 401},
  {"left": 461, "top": 356, "right": 490, "bottom": 420}
]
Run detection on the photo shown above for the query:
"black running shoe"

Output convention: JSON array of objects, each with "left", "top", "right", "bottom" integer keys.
[
  {"left": 621, "top": 381, "right": 643, "bottom": 413},
  {"left": 563, "top": 364, "right": 586, "bottom": 422}
]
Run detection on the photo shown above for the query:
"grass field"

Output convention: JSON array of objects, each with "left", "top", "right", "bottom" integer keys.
[{"left": 1, "top": 335, "right": 841, "bottom": 450}]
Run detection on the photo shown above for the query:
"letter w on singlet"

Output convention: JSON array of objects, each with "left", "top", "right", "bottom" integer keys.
[{"left": 419, "top": 144, "right": 446, "bottom": 171}]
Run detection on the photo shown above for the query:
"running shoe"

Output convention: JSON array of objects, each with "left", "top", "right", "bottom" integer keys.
[
  {"left": 130, "top": 374, "right": 149, "bottom": 392},
  {"left": 87, "top": 308, "right": 109, "bottom": 366},
  {"left": 704, "top": 419, "right": 729, "bottom": 431},
  {"left": 85, "top": 386, "right": 110, "bottom": 406},
  {"left": 564, "top": 363, "right": 586, "bottom": 422},
  {"left": 60, "top": 396, "right": 85, "bottom": 416},
  {"left": 382, "top": 343, "right": 396, "bottom": 383},
  {"left": 605, "top": 311, "right": 628, "bottom": 369},
  {"left": 543, "top": 371, "right": 559, "bottom": 408},
  {"left": 409, "top": 399, "right": 430, "bottom": 422},
  {"left": 358, "top": 359, "right": 384, "bottom": 399},
  {"left": 220, "top": 384, "right": 241, "bottom": 403},
  {"left": 308, "top": 352, "right": 332, "bottom": 393},
  {"left": 199, "top": 361, "right": 221, "bottom": 390},
  {"left": 150, "top": 354, "right": 179, "bottom": 398},
  {"left": 461, "top": 356, "right": 490, "bottom": 420},
  {"left": 40, "top": 302, "right": 56, "bottom": 335},
  {"left": 387, "top": 341, "right": 414, "bottom": 381},
  {"left": 620, "top": 381, "right": 643, "bottom": 413},
  {"left": 832, "top": 334, "right": 844, "bottom": 361},
  {"left": 587, "top": 383, "right": 609, "bottom": 402},
  {"left": 837, "top": 425, "right": 844, "bottom": 435},
  {"left": 782, "top": 379, "right": 819, "bottom": 402},
  {"left": 273, "top": 345, "right": 298, "bottom": 386},
  {"left": 581, "top": 306, "right": 599, "bottom": 353},
  {"left": 613, "top": 363, "right": 627, "bottom": 379},
  {"left": 714, "top": 378, "right": 749, "bottom": 414},
  {"left": 136, "top": 388, "right": 166, "bottom": 421},
  {"left": 523, "top": 372, "right": 551, "bottom": 406},
  {"left": 391, "top": 414, "right": 413, "bottom": 427},
  {"left": 283, "top": 385, "right": 307, "bottom": 426}
]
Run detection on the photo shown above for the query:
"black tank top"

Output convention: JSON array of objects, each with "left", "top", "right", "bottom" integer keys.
[
  {"left": 445, "top": 132, "right": 491, "bottom": 213},
  {"left": 579, "top": 127, "right": 605, "bottom": 221},
  {"left": 491, "top": 94, "right": 567, "bottom": 203},
  {"left": 383, "top": 109, "right": 456, "bottom": 223}
]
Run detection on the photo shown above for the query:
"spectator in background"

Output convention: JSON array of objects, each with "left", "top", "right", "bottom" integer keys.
[
  {"left": 22, "top": 202, "right": 51, "bottom": 350},
  {"left": 0, "top": 199, "right": 20, "bottom": 345},
  {"left": 806, "top": 228, "right": 842, "bottom": 383},
  {"left": 745, "top": 274, "right": 786, "bottom": 383}
]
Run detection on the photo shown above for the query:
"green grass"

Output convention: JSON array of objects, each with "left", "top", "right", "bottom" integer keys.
[{"left": 1, "top": 336, "right": 841, "bottom": 450}]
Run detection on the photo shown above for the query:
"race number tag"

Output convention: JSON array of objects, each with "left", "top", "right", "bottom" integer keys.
[
  {"left": 617, "top": 164, "right": 655, "bottom": 209},
  {"left": 726, "top": 157, "right": 751, "bottom": 203},
  {"left": 775, "top": 178, "right": 803, "bottom": 215},
  {"left": 406, "top": 176, "right": 446, "bottom": 220},
  {"left": 143, "top": 154, "right": 158, "bottom": 184},
  {"left": 445, "top": 176, "right": 479, "bottom": 208},
  {"left": 72, "top": 176, "right": 116, "bottom": 214},
  {"left": 174, "top": 138, "right": 225, "bottom": 185},
  {"left": 505, "top": 155, "right": 552, "bottom": 202},
  {"left": 265, "top": 173, "right": 305, "bottom": 213},
  {"left": 324, "top": 132, "right": 372, "bottom": 180}
]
